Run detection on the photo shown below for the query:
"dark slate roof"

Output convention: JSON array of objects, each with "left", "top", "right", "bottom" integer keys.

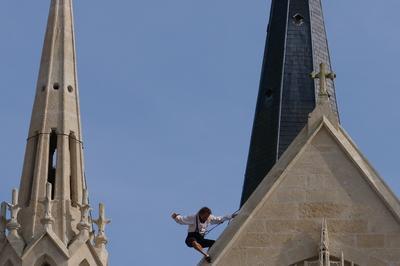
[{"left": 240, "top": 0, "right": 339, "bottom": 206}]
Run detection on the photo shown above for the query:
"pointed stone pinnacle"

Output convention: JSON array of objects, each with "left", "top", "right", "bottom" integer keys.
[
  {"left": 41, "top": 183, "right": 55, "bottom": 231},
  {"left": 93, "top": 203, "right": 111, "bottom": 248},
  {"left": 6, "top": 189, "right": 21, "bottom": 237},
  {"left": 0, "top": 202, "right": 7, "bottom": 240}
]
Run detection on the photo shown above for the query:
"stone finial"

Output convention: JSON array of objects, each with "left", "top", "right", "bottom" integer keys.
[
  {"left": 341, "top": 251, "right": 345, "bottom": 266},
  {"left": 307, "top": 62, "right": 339, "bottom": 130},
  {"left": 6, "top": 189, "right": 21, "bottom": 237},
  {"left": 77, "top": 189, "right": 91, "bottom": 239},
  {"left": 311, "top": 62, "right": 336, "bottom": 100},
  {"left": 4, "top": 189, "right": 25, "bottom": 255},
  {"left": 41, "top": 183, "right": 55, "bottom": 231},
  {"left": 319, "top": 218, "right": 330, "bottom": 266},
  {"left": 93, "top": 203, "right": 111, "bottom": 265},
  {"left": 93, "top": 203, "right": 111, "bottom": 247},
  {"left": 0, "top": 202, "right": 7, "bottom": 240}
]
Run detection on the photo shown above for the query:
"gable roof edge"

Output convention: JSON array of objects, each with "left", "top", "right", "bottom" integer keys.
[
  {"left": 203, "top": 117, "right": 400, "bottom": 265},
  {"left": 202, "top": 120, "right": 328, "bottom": 265}
]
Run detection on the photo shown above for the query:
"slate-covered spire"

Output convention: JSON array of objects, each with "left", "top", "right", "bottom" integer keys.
[
  {"left": 241, "top": 0, "right": 339, "bottom": 205},
  {"left": 17, "top": 0, "right": 86, "bottom": 244}
]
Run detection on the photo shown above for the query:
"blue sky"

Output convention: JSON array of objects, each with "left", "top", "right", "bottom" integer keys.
[{"left": 0, "top": 1, "right": 399, "bottom": 265}]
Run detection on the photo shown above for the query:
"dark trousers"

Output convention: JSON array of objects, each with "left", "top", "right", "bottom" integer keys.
[{"left": 185, "top": 232, "right": 215, "bottom": 248}]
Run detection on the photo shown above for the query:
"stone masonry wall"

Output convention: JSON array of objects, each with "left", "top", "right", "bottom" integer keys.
[{"left": 217, "top": 128, "right": 400, "bottom": 265}]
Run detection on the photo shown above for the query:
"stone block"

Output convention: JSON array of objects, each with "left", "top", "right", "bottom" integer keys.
[
  {"left": 270, "top": 188, "right": 306, "bottom": 203},
  {"left": 356, "top": 234, "right": 385, "bottom": 248},
  {"left": 299, "top": 203, "right": 346, "bottom": 218},
  {"left": 256, "top": 203, "right": 299, "bottom": 219},
  {"left": 245, "top": 220, "right": 266, "bottom": 234},
  {"left": 385, "top": 234, "right": 400, "bottom": 248},
  {"left": 329, "top": 220, "right": 368, "bottom": 234},
  {"left": 369, "top": 249, "right": 400, "bottom": 262},
  {"left": 366, "top": 256, "right": 387, "bottom": 266},
  {"left": 331, "top": 234, "right": 356, "bottom": 246},
  {"left": 239, "top": 233, "right": 271, "bottom": 248}
]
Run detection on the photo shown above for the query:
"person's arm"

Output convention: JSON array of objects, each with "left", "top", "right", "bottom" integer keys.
[
  {"left": 209, "top": 214, "right": 234, "bottom": 225},
  {"left": 171, "top": 213, "right": 195, "bottom": 225}
]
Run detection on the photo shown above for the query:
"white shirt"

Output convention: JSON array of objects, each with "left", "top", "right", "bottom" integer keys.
[{"left": 174, "top": 214, "right": 233, "bottom": 235}]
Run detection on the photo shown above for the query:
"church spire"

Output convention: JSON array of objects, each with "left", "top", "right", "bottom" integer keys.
[
  {"left": 18, "top": 0, "right": 85, "bottom": 244},
  {"left": 241, "top": 0, "right": 339, "bottom": 205},
  {"left": 0, "top": 1, "right": 109, "bottom": 265},
  {"left": 319, "top": 219, "right": 330, "bottom": 266}
]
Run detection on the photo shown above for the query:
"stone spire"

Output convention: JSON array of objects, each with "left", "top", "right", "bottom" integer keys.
[
  {"left": 0, "top": 1, "right": 110, "bottom": 265},
  {"left": 17, "top": 0, "right": 85, "bottom": 244},
  {"left": 319, "top": 219, "right": 330, "bottom": 266},
  {"left": 241, "top": 0, "right": 339, "bottom": 205}
]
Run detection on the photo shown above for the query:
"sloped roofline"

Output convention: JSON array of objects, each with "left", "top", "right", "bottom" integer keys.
[
  {"left": 201, "top": 115, "right": 400, "bottom": 265},
  {"left": 22, "top": 230, "right": 70, "bottom": 260}
]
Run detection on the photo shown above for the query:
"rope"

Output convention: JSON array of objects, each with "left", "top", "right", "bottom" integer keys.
[{"left": 204, "top": 209, "right": 240, "bottom": 236}]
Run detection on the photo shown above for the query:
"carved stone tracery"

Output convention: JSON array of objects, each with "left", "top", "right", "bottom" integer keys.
[{"left": 290, "top": 220, "right": 358, "bottom": 266}]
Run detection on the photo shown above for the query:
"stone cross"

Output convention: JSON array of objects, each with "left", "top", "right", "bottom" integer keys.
[
  {"left": 77, "top": 189, "right": 91, "bottom": 238},
  {"left": 93, "top": 203, "right": 111, "bottom": 236},
  {"left": 79, "top": 190, "right": 91, "bottom": 223},
  {"left": 6, "top": 189, "right": 21, "bottom": 237},
  {"left": 311, "top": 62, "right": 336, "bottom": 97},
  {"left": 93, "top": 203, "right": 111, "bottom": 249}
]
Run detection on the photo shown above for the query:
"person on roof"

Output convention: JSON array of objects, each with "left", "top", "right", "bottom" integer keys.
[{"left": 171, "top": 207, "right": 237, "bottom": 263}]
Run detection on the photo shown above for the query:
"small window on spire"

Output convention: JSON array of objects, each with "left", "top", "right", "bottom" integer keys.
[
  {"left": 266, "top": 89, "right": 274, "bottom": 98},
  {"left": 293, "top": 13, "right": 304, "bottom": 26},
  {"left": 53, "top": 83, "right": 60, "bottom": 90}
]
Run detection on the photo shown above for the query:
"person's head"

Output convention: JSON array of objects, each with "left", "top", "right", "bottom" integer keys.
[{"left": 198, "top": 207, "right": 212, "bottom": 221}]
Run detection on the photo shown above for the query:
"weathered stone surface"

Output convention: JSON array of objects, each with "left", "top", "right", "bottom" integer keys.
[
  {"left": 203, "top": 113, "right": 400, "bottom": 265},
  {"left": 356, "top": 234, "right": 385, "bottom": 248},
  {"left": 0, "top": 0, "right": 108, "bottom": 265}
]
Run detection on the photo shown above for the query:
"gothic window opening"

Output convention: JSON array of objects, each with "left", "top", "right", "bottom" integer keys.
[
  {"left": 34, "top": 255, "right": 56, "bottom": 266},
  {"left": 53, "top": 83, "right": 60, "bottom": 90},
  {"left": 266, "top": 89, "right": 274, "bottom": 98},
  {"left": 69, "top": 132, "right": 78, "bottom": 205},
  {"left": 3, "top": 260, "right": 14, "bottom": 266},
  {"left": 48, "top": 130, "right": 58, "bottom": 199},
  {"left": 292, "top": 13, "right": 304, "bottom": 25}
]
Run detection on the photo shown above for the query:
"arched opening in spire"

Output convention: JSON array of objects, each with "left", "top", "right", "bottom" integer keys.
[
  {"left": 47, "top": 130, "right": 58, "bottom": 199},
  {"left": 3, "top": 260, "right": 14, "bottom": 266},
  {"left": 34, "top": 254, "right": 57, "bottom": 266}
]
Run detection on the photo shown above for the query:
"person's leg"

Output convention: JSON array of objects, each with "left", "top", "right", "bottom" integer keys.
[
  {"left": 201, "top": 239, "right": 215, "bottom": 249},
  {"left": 185, "top": 234, "right": 212, "bottom": 263},
  {"left": 197, "top": 238, "right": 215, "bottom": 263},
  {"left": 190, "top": 239, "right": 212, "bottom": 262},
  {"left": 191, "top": 240, "right": 208, "bottom": 257}
]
